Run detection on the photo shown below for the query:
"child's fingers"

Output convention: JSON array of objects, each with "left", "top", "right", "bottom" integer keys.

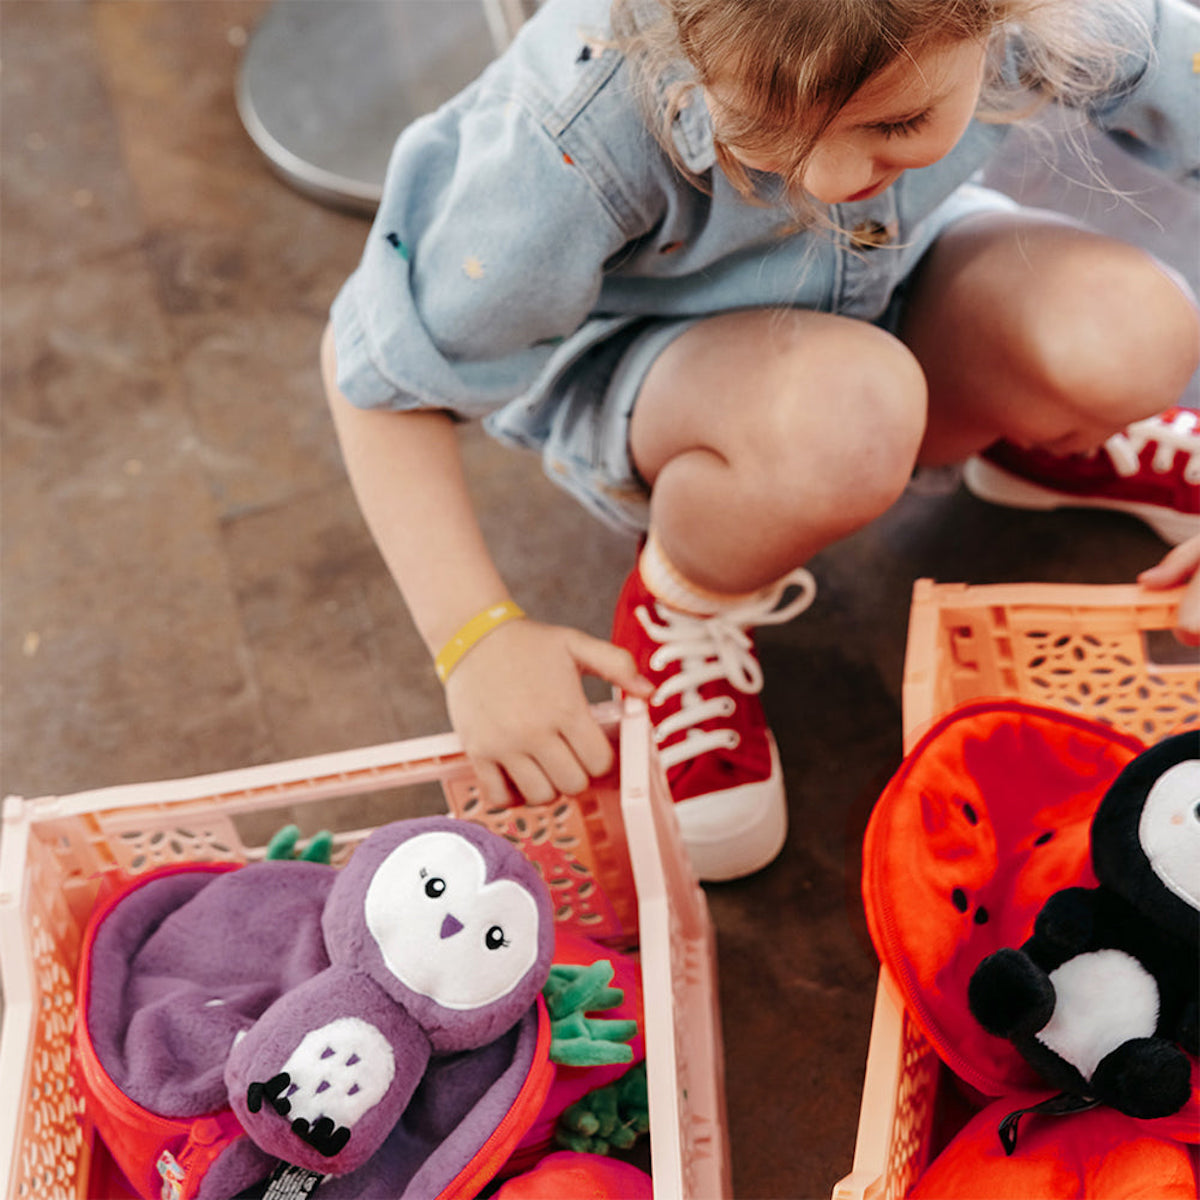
[
  {"left": 472, "top": 757, "right": 518, "bottom": 810},
  {"left": 477, "top": 738, "right": 597, "bottom": 808},
  {"left": 1138, "top": 536, "right": 1200, "bottom": 588},
  {"left": 535, "top": 735, "right": 592, "bottom": 799},
  {"left": 560, "top": 709, "right": 616, "bottom": 779},
  {"left": 1173, "top": 587, "right": 1200, "bottom": 646},
  {"left": 565, "top": 630, "right": 653, "bottom": 697},
  {"left": 1136, "top": 536, "right": 1200, "bottom": 645},
  {"left": 496, "top": 752, "right": 558, "bottom": 807}
]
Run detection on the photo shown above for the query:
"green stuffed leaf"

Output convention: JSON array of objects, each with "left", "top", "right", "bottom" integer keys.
[
  {"left": 545, "top": 961, "right": 623, "bottom": 1019},
  {"left": 265, "top": 825, "right": 333, "bottom": 864},
  {"left": 556, "top": 1063, "right": 650, "bottom": 1155},
  {"left": 545, "top": 960, "right": 638, "bottom": 1067}
]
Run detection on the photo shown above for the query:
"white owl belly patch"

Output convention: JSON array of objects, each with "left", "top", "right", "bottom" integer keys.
[{"left": 246, "top": 1017, "right": 397, "bottom": 1157}]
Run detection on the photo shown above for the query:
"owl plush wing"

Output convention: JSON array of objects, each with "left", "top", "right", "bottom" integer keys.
[{"left": 226, "top": 964, "right": 431, "bottom": 1176}]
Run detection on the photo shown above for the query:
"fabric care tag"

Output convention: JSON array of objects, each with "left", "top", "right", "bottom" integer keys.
[
  {"left": 262, "top": 1165, "right": 325, "bottom": 1200},
  {"left": 237, "top": 1163, "right": 326, "bottom": 1200}
]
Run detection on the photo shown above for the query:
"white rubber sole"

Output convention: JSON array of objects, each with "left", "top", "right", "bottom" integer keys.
[
  {"left": 673, "top": 734, "right": 788, "bottom": 883},
  {"left": 963, "top": 456, "right": 1200, "bottom": 546}
]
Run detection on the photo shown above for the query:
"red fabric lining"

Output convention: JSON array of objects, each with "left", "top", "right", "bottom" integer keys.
[{"left": 863, "top": 701, "right": 1144, "bottom": 1097}]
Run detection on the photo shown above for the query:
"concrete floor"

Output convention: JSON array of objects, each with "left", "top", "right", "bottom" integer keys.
[{"left": 1, "top": 3, "right": 1196, "bottom": 1198}]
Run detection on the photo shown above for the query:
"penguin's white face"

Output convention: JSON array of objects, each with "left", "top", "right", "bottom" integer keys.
[
  {"left": 363, "top": 830, "right": 542, "bottom": 1010},
  {"left": 1138, "top": 758, "right": 1200, "bottom": 910}
]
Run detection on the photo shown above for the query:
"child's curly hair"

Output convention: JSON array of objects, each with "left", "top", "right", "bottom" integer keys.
[{"left": 612, "top": 0, "right": 1153, "bottom": 204}]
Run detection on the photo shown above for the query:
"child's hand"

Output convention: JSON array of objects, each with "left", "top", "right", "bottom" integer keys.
[
  {"left": 1138, "top": 534, "right": 1200, "bottom": 646},
  {"left": 444, "top": 618, "right": 653, "bottom": 806}
]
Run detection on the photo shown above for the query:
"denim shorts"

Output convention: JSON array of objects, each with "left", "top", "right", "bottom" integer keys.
[{"left": 485, "top": 182, "right": 1021, "bottom": 537}]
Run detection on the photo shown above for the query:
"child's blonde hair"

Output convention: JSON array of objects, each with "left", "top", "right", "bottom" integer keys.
[{"left": 612, "top": 0, "right": 1152, "bottom": 203}]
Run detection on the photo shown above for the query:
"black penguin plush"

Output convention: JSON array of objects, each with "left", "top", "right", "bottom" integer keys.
[{"left": 968, "top": 730, "right": 1199, "bottom": 1122}]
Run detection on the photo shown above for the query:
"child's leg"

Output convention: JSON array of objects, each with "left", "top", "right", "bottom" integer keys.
[
  {"left": 899, "top": 212, "right": 1200, "bottom": 469},
  {"left": 628, "top": 307, "right": 928, "bottom": 594},
  {"left": 619, "top": 308, "right": 927, "bottom": 881}
]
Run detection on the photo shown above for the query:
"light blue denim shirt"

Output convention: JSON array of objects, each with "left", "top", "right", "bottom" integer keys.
[{"left": 332, "top": 0, "right": 1199, "bottom": 427}]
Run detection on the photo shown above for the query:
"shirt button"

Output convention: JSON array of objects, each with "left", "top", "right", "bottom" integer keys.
[{"left": 850, "top": 219, "right": 894, "bottom": 249}]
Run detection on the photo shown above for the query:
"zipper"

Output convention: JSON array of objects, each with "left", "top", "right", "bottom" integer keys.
[
  {"left": 174, "top": 1111, "right": 248, "bottom": 1200},
  {"left": 438, "top": 998, "right": 555, "bottom": 1200}
]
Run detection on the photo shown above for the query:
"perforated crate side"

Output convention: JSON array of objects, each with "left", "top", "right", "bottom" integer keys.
[
  {"left": 0, "top": 805, "right": 95, "bottom": 1200},
  {"left": 903, "top": 580, "right": 1198, "bottom": 752},
  {"left": 619, "top": 702, "right": 730, "bottom": 1200},
  {"left": 832, "top": 968, "right": 939, "bottom": 1200},
  {"left": 881, "top": 1008, "right": 940, "bottom": 1200},
  {"left": 95, "top": 807, "right": 248, "bottom": 875}
]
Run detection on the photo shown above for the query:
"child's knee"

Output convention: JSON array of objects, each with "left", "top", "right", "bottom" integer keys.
[
  {"left": 819, "top": 323, "right": 926, "bottom": 452},
  {"left": 756, "top": 322, "right": 927, "bottom": 523},
  {"left": 1028, "top": 244, "right": 1200, "bottom": 422},
  {"left": 843, "top": 330, "right": 928, "bottom": 503}
]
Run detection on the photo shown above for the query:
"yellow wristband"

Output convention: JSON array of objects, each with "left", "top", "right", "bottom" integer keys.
[{"left": 434, "top": 601, "right": 526, "bottom": 684}]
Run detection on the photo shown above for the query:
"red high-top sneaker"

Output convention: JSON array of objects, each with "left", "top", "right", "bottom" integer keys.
[
  {"left": 963, "top": 407, "right": 1200, "bottom": 545},
  {"left": 612, "top": 562, "right": 816, "bottom": 881}
]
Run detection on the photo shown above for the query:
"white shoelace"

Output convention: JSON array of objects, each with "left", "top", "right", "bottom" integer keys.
[
  {"left": 1103, "top": 409, "right": 1200, "bottom": 486},
  {"left": 635, "top": 568, "right": 817, "bottom": 771}
]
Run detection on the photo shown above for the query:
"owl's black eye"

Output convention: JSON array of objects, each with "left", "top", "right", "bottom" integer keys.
[
  {"left": 1192, "top": 800, "right": 1200, "bottom": 824},
  {"left": 485, "top": 925, "right": 509, "bottom": 950},
  {"left": 424, "top": 876, "right": 446, "bottom": 899}
]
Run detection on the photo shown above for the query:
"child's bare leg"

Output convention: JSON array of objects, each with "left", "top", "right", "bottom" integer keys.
[
  {"left": 629, "top": 307, "right": 928, "bottom": 593},
  {"left": 899, "top": 212, "right": 1200, "bottom": 466},
  {"left": 620, "top": 308, "right": 926, "bottom": 881}
]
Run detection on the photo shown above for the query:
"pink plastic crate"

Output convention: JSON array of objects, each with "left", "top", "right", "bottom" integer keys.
[
  {"left": 0, "top": 698, "right": 730, "bottom": 1200},
  {"left": 833, "top": 580, "right": 1197, "bottom": 1200}
]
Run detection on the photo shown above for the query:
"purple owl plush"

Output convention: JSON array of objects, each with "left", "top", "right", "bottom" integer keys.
[{"left": 222, "top": 817, "right": 556, "bottom": 1176}]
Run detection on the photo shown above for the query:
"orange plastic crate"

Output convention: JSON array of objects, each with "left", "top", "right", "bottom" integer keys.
[
  {"left": 0, "top": 698, "right": 731, "bottom": 1200},
  {"left": 833, "top": 580, "right": 1197, "bottom": 1200}
]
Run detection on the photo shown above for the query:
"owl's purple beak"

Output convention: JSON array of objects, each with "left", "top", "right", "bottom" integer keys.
[{"left": 440, "top": 913, "right": 464, "bottom": 940}]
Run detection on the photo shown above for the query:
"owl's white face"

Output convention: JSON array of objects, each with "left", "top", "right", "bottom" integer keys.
[
  {"left": 1139, "top": 758, "right": 1200, "bottom": 910},
  {"left": 363, "top": 830, "right": 542, "bottom": 1010}
]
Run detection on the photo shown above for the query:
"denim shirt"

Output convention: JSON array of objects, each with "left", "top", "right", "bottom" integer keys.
[{"left": 331, "top": 0, "right": 1199, "bottom": 421}]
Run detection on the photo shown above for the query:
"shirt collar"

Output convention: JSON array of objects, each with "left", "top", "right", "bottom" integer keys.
[
  {"left": 621, "top": 0, "right": 717, "bottom": 174},
  {"left": 669, "top": 89, "right": 717, "bottom": 174}
]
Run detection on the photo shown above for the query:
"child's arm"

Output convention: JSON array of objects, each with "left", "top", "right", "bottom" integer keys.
[
  {"left": 1137, "top": 534, "right": 1200, "bottom": 646},
  {"left": 322, "top": 325, "right": 652, "bottom": 806}
]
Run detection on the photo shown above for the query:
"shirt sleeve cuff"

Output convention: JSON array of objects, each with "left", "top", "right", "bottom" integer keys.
[{"left": 330, "top": 278, "right": 425, "bottom": 411}]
